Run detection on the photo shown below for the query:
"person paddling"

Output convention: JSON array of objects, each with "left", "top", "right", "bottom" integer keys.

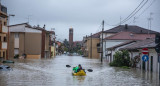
[
  {"left": 73, "top": 66, "right": 79, "bottom": 73},
  {"left": 73, "top": 64, "right": 83, "bottom": 73},
  {"left": 77, "top": 64, "right": 82, "bottom": 72}
]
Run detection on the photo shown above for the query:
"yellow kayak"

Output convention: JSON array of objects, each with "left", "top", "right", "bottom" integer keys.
[{"left": 72, "top": 70, "right": 86, "bottom": 76}]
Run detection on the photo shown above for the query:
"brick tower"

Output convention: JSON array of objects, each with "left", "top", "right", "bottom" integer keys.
[{"left": 69, "top": 27, "right": 73, "bottom": 47}]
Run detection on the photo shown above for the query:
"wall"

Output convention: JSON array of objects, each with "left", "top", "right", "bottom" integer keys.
[
  {"left": 9, "top": 33, "right": 15, "bottom": 59},
  {"left": 51, "top": 46, "right": 55, "bottom": 57},
  {"left": 45, "top": 33, "right": 49, "bottom": 51},
  {"left": 87, "top": 38, "right": 100, "bottom": 59},
  {"left": 25, "top": 33, "right": 42, "bottom": 55},
  {"left": 19, "top": 33, "right": 24, "bottom": 56}
]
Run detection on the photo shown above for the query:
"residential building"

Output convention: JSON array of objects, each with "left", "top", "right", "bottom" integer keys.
[
  {"left": 33, "top": 25, "right": 53, "bottom": 58},
  {"left": 104, "top": 31, "right": 155, "bottom": 62},
  {"left": 0, "top": 3, "right": 8, "bottom": 60},
  {"left": 120, "top": 38, "right": 159, "bottom": 73},
  {"left": 82, "top": 32, "right": 101, "bottom": 58},
  {"left": 48, "top": 31, "right": 56, "bottom": 57},
  {"left": 9, "top": 23, "right": 42, "bottom": 59},
  {"left": 106, "top": 40, "right": 136, "bottom": 62},
  {"left": 101, "top": 24, "right": 158, "bottom": 58}
]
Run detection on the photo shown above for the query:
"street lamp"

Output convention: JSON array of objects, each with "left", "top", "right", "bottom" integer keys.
[{"left": 7, "top": 14, "right": 15, "bottom": 60}]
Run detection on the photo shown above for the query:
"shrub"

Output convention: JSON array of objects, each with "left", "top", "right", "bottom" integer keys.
[{"left": 109, "top": 50, "right": 130, "bottom": 67}]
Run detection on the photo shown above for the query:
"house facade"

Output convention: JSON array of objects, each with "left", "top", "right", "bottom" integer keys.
[
  {"left": 33, "top": 25, "right": 55, "bottom": 58},
  {"left": 104, "top": 31, "right": 156, "bottom": 62},
  {"left": 9, "top": 23, "right": 42, "bottom": 59},
  {"left": 82, "top": 32, "right": 101, "bottom": 58},
  {"left": 120, "top": 38, "right": 159, "bottom": 73},
  {"left": 48, "top": 31, "right": 56, "bottom": 57},
  {"left": 0, "top": 3, "right": 8, "bottom": 60},
  {"left": 101, "top": 24, "right": 158, "bottom": 58}
]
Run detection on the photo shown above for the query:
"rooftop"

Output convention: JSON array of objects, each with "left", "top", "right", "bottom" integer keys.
[
  {"left": 104, "top": 25, "right": 159, "bottom": 34},
  {"left": 104, "top": 31, "right": 155, "bottom": 40},
  {"left": 120, "top": 38, "right": 156, "bottom": 50}
]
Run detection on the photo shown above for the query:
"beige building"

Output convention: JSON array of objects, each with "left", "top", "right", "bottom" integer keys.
[
  {"left": 33, "top": 25, "right": 55, "bottom": 58},
  {"left": 83, "top": 32, "right": 101, "bottom": 59},
  {"left": 9, "top": 23, "right": 42, "bottom": 59},
  {"left": 0, "top": 3, "right": 8, "bottom": 60}
]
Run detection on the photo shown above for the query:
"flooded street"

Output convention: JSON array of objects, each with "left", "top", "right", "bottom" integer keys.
[{"left": 0, "top": 55, "right": 160, "bottom": 86}]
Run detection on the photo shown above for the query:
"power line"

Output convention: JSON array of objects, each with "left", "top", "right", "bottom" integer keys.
[
  {"left": 104, "top": 0, "right": 148, "bottom": 26},
  {"left": 137, "top": 0, "right": 156, "bottom": 17},
  {"left": 119, "top": 0, "right": 149, "bottom": 25},
  {"left": 119, "top": 0, "right": 145, "bottom": 25}
]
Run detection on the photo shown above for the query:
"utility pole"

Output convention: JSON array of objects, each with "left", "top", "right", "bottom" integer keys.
[
  {"left": 101, "top": 20, "right": 104, "bottom": 63},
  {"left": 90, "top": 33, "right": 92, "bottom": 58}
]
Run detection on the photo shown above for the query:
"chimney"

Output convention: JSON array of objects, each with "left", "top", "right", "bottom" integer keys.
[{"left": 125, "top": 24, "right": 128, "bottom": 30}]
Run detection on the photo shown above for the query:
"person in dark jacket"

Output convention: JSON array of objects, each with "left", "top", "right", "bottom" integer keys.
[{"left": 77, "top": 64, "right": 82, "bottom": 72}]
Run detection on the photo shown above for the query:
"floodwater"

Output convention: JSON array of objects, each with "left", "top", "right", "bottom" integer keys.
[{"left": 0, "top": 55, "right": 160, "bottom": 86}]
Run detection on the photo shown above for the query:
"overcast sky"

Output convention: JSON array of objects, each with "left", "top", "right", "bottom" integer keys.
[{"left": 1, "top": 0, "right": 160, "bottom": 41}]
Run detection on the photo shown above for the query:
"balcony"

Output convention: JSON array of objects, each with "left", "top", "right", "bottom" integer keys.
[
  {"left": 0, "top": 26, "right": 8, "bottom": 33},
  {"left": 0, "top": 42, "right": 7, "bottom": 50}
]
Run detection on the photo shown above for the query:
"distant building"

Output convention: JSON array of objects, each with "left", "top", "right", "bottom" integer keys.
[
  {"left": 48, "top": 31, "right": 56, "bottom": 57},
  {"left": 73, "top": 41, "right": 82, "bottom": 47},
  {"left": 0, "top": 3, "right": 8, "bottom": 60},
  {"left": 69, "top": 27, "right": 73, "bottom": 47}
]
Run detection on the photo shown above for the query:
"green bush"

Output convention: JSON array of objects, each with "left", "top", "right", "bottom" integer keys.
[{"left": 109, "top": 50, "right": 130, "bottom": 67}]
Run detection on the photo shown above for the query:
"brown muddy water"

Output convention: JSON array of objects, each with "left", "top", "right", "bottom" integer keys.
[{"left": 0, "top": 55, "right": 159, "bottom": 86}]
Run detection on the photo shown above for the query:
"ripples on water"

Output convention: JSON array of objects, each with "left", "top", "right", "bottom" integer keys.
[{"left": 0, "top": 55, "right": 159, "bottom": 86}]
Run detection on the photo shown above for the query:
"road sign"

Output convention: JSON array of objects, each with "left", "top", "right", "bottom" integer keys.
[
  {"left": 142, "top": 55, "right": 149, "bottom": 62},
  {"left": 142, "top": 48, "right": 149, "bottom": 54}
]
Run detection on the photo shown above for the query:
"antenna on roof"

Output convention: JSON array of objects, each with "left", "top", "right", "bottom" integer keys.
[
  {"left": 27, "top": 15, "right": 32, "bottom": 24},
  {"left": 133, "top": 17, "right": 137, "bottom": 25},
  {"left": 120, "top": 16, "right": 122, "bottom": 25},
  {"left": 147, "top": 12, "right": 153, "bottom": 37}
]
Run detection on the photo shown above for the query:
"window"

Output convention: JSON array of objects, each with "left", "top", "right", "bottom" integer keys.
[
  {"left": 4, "top": 22, "right": 7, "bottom": 26},
  {"left": 3, "top": 51, "right": 5, "bottom": 58},
  {"left": 0, "top": 36, "right": 1, "bottom": 42},
  {"left": 15, "top": 33, "right": 19, "bottom": 38},
  {"left": 4, "top": 37, "right": 6, "bottom": 42},
  {"left": 14, "top": 48, "right": 19, "bottom": 55}
]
